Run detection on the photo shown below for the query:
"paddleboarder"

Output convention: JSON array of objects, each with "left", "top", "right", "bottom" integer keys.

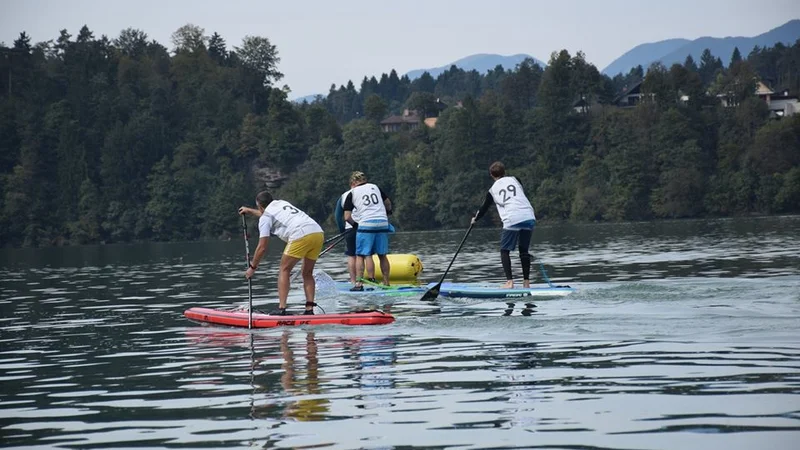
[
  {"left": 471, "top": 161, "right": 537, "bottom": 289},
  {"left": 335, "top": 177, "right": 375, "bottom": 284},
  {"left": 342, "top": 171, "right": 393, "bottom": 291},
  {"left": 239, "top": 191, "right": 324, "bottom": 315}
]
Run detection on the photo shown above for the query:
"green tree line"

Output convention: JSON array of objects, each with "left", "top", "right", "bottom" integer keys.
[{"left": 1, "top": 25, "right": 799, "bottom": 247}]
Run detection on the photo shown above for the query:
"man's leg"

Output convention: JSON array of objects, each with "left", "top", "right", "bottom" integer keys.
[
  {"left": 518, "top": 229, "right": 533, "bottom": 288},
  {"left": 375, "top": 232, "right": 390, "bottom": 285},
  {"left": 347, "top": 256, "right": 356, "bottom": 284},
  {"left": 363, "top": 233, "right": 377, "bottom": 280},
  {"left": 500, "top": 229, "right": 519, "bottom": 289},
  {"left": 301, "top": 256, "right": 317, "bottom": 311},
  {"left": 378, "top": 255, "right": 391, "bottom": 285},
  {"left": 278, "top": 254, "right": 301, "bottom": 309},
  {"left": 345, "top": 230, "right": 357, "bottom": 283},
  {"left": 365, "top": 255, "right": 377, "bottom": 280},
  {"left": 352, "top": 255, "right": 365, "bottom": 290},
  {"left": 500, "top": 251, "right": 513, "bottom": 288},
  {"left": 365, "top": 256, "right": 375, "bottom": 281},
  {"left": 353, "top": 231, "right": 373, "bottom": 289}
]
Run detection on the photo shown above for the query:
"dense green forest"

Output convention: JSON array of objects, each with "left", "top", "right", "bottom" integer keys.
[{"left": 1, "top": 25, "right": 799, "bottom": 247}]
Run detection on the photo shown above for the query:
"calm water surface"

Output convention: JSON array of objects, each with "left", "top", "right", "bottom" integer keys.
[{"left": 1, "top": 217, "right": 799, "bottom": 449}]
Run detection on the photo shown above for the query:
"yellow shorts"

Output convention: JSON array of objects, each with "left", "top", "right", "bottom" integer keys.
[{"left": 284, "top": 232, "right": 324, "bottom": 260}]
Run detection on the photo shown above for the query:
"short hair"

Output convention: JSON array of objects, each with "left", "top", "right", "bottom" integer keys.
[
  {"left": 489, "top": 161, "right": 506, "bottom": 178},
  {"left": 349, "top": 171, "right": 367, "bottom": 184},
  {"left": 256, "top": 191, "right": 273, "bottom": 208}
]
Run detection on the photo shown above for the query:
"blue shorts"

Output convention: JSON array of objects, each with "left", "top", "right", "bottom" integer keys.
[
  {"left": 356, "top": 231, "right": 389, "bottom": 256},
  {"left": 500, "top": 220, "right": 535, "bottom": 252}
]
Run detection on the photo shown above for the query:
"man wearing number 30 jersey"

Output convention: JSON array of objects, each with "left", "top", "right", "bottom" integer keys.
[
  {"left": 342, "top": 171, "right": 392, "bottom": 291},
  {"left": 471, "top": 162, "right": 536, "bottom": 289},
  {"left": 238, "top": 191, "right": 324, "bottom": 315}
]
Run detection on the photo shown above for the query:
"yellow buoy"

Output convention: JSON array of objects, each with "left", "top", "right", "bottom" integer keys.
[{"left": 363, "top": 254, "right": 423, "bottom": 282}]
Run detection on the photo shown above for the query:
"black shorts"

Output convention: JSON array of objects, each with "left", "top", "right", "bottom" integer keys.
[
  {"left": 344, "top": 229, "right": 357, "bottom": 256},
  {"left": 500, "top": 228, "right": 533, "bottom": 252}
]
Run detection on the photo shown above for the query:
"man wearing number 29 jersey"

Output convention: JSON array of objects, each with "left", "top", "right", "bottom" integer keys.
[
  {"left": 238, "top": 191, "right": 324, "bottom": 316},
  {"left": 342, "top": 171, "right": 392, "bottom": 291},
  {"left": 471, "top": 161, "right": 536, "bottom": 289}
]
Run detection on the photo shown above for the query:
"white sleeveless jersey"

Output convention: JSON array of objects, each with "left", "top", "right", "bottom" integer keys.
[
  {"left": 259, "top": 200, "right": 323, "bottom": 242},
  {"left": 340, "top": 190, "right": 353, "bottom": 229},
  {"left": 350, "top": 183, "right": 388, "bottom": 225},
  {"left": 488, "top": 176, "right": 536, "bottom": 228}
]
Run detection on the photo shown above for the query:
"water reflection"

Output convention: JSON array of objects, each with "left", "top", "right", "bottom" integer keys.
[
  {"left": 502, "top": 302, "right": 538, "bottom": 316},
  {"left": 277, "top": 331, "right": 329, "bottom": 422},
  {"left": 181, "top": 328, "right": 400, "bottom": 428},
  {"left": 345, "top": 336, "right": 398, "bottom": 409}
]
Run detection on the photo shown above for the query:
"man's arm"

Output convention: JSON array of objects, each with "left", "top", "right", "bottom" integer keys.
[
  {"left": 472, "top": 192, "right": 494, "bottom": 222},
  {"left": 334, "top": 197, "right": 346, "bottom": 232},
  {"left": 245, "top": 236, "right": 269, "bottom": 279},
  {"left": 238, "top": 206, "right": 261, "bottom": 217},
  {"left": 251, "top": 237, "right": 269, "bottom": 268},
  {"left": 378, "top": 187, "right": 392, "bottom": 215},
  {"left": 342, "top": 192, "right": 357, "bottom": 226},
  {"left": 344, "top": 210, "right": 356, "bottom": 227}
]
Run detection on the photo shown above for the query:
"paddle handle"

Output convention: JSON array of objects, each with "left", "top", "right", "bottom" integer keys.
[{"left": 241, "top": 214, "right": 253, "bottom": 329}]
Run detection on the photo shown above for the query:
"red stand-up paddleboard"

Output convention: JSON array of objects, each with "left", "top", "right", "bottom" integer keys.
[{"left": 184, "top": 307, "right": 395, "bottom": 328}]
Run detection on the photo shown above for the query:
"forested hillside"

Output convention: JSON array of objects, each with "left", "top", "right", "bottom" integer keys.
[{"left": 1, "top": 25, "right": 798, "bottom": 247}]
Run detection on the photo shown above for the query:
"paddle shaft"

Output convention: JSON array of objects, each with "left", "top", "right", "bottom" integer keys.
[
  {"left": 421, "top": 223, "right": 474, "bottom": 301},
  {"left": 324, "top": 229, "right": 351, "bottom": 246},
  {"left": 320, "top": 229, "right": 352, "bottom": 258},
  {"left": 241, "top": 214, "right": 253, "bottom": 329}
]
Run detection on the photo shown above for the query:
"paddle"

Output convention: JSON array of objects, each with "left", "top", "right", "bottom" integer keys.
[
  {"left": 420, "top": 223, "right": 474, "bottom": 301},
  {"left": 319, "top": 229, "right": 352, "bottom": 258},
  {"left": 241, "top": 214, "right": 253, "bottom": 329},
  {"left": 323, "top": 229, "right": 351, "bottom": 246}
]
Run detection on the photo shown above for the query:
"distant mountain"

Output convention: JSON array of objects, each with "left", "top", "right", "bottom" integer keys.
[
  {"left": 289, "top": 53, "right": 546, "bottom": 102},
  {"left": 405, "top": 53, "right": 547, "bottom": 80},
  {"left": 602, "top": 19, "right": 800, "bottom": 76},
  {"left": 292, "top": 93, "right": 324, "bottom": 104},
  {"left": 601, "top": 39, "right": 690, "bottom": 77}
]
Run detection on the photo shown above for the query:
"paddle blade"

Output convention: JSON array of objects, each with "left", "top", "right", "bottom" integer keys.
[{"left": 420, "top": 283, "right": 441, "bottom": 301}]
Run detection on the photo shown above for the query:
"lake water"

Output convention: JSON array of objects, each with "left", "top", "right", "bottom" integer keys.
[{"left": 1, "top": 216, "right": 799, "bottom": 449}]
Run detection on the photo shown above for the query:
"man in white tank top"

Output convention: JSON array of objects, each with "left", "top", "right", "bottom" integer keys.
[
  {"left": 239, "top": 191, "right": 324, "bottom": 315},
  {"left": 335, "top": 179, "right": 375, "bottom": 283},
  {"left": 342, "top": 171, "right": 392, "bottom": 290},
  {"left": 471, "top": 161, "right": 537, "bottom": 288}
]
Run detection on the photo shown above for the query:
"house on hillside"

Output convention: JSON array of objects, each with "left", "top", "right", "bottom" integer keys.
[
  {"left": 614, "top": 80, "right": 644, "bottom": 107},
  {"left": 380, "top": 109, "right": 422, "bottom": 132},
  {"left": 756, "top": 81, "right": 774, "bottom": 101},
  {"left": 573, "top": 97, "right": 591, "bottom": 114},
  {"left": 768, "top": 89, "right": 799, "bottom": 117},
  {"left": 755, "top": 81, "right": 798, "bottom": 117},
  {"left": 419, "top": 98, "right": 449, "bottom": 128},
  {"left": 381, "top": 98, "right": 452, "bottom": 132},
  {"left": 718, "top": 81, "right": 798, "bottom": 117}
]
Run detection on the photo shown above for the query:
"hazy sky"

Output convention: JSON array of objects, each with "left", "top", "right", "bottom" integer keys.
[{"left": 2, "top": 0, "right": 799, "bottom": 98}]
